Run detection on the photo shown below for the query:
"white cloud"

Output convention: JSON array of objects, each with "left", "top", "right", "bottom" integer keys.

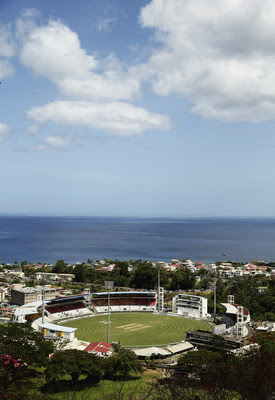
[
  {"left": 17, "top": 15, "right": 140, "bottom": 101},
  {"left": 97, "top": 17, "right": 117, "bottom": 33},
  {"left": 96, "top": 4, "right": 127, "bottom": 32},
  {"left": 58, "top": 73, "right": 140, "bottom": 102},
  {"left": 0, "top": 24, "right": 16, "bottom": 80},
  {"left": 29, "top": 135, "right": 78, "bottom": 151},
  {"left": 21, "top": 8, "right": 40, "bottom": 19},
  {"left": 0, "top": 59, "right": 14, "bottom": 80},
  {"left": 137, "top": 0, "right": 275, "bottom": 122},
  {"left": 16, "top": 10, "right": 172, "bottom": 139},
  {"left": 0, "top": 122, "right": 10, "bottom": 143},
  {"left": 19, "top": 19, "right": 97, "bottom": 81},
  {"left": 0, "top": 24, "right": 16, "bottom": 57},
  {"left": 26, "top": 100, "right": 172, "bottom": 136}
]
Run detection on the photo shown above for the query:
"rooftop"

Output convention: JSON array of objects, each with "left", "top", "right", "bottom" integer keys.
[
  {"left": 39, "top": 323, "right": 77, "bottom": 333},
  {"left": 84, "top": 341, "right": 112, "bottom": 353}
]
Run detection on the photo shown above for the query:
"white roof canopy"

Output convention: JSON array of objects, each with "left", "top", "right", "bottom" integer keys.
[
  {"left": 39, "top": 323, "right": 77, "bottom": 333},
  {"left": 133, "top": 347, "right": 171, "bottom": 357}
]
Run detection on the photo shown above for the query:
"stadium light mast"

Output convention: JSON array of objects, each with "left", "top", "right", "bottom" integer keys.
[
  {"left": 107, "top": 289, "right": 110, "bottom": 343},
  {"left": 213, "top": 279, "right": 217, "bottom": 323},
  {"left": 158, "top": 268, "right": 160, "bottom": 313},
  {"left": 42, "top": 275, "right": 45, "bottom": 324},
  {"left": 105, "top": 281, "right": 114, "bottom": 343}
]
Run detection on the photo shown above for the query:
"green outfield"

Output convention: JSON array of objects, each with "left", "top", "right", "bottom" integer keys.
[{"left": 61, "top": 313, "right": 213, "bottom": 346}]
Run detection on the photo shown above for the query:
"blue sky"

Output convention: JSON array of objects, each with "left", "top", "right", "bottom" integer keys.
[{"left": 1, "top": 0, "right": 275, "bottom": 217}]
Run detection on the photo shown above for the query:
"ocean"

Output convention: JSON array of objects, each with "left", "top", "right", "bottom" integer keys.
[{"left": 0, "top": 216, "right": 275, "bottom": 264}]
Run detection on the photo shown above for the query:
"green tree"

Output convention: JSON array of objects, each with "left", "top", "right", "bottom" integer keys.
[
  {"left": 165, "top": 332, "right": 275, "bottom": 400},
  {"left": 106, "top": 349, "right": 143, "bottom": 380},
  {"left": 130, "top": 261, "right": 157, "bottom": 289},
  {"left": 169, "top": 268, "right": 196, "bottom": 291},
  {"left": 46, "top": 349, "right": 104, "bottom": 386},
  {"left": 114, "top": 260, "right": 129, "bottom": 278},
  {"left": 73, "top": 263, "right": 89, "bottom": 282},
  {"left": 0, "top": 323, "right": 54, "bottom": 395},
  {"left": 52, "top": 259, "right": 68, "bottom": 274},
  {"left": 231, "top": 333, "right": 275, "bottom": 400}
]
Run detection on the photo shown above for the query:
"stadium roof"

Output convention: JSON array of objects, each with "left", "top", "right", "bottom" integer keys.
[
  {"left": 166, "top": 342, "right": 194, "bottom": 354},
  {"left": 133, "top": 347, "right": 171, "bottom": 357},
  {"left": 39, "top": 323, "right": 77, "bottom": 333},
  {"left": 14, "top": 300, "right": 50, "bottom": 316},
  {"left": 49, "top": 295, "right": 86, "bottom": 302},
  {"left": 221, "top": 303, "right": 249, "bottom": 316},
  {"left": 94, "top": 291, "right": 156, "bottom": 296}
]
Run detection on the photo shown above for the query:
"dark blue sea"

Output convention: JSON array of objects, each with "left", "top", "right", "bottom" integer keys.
[{"left": 0, "top": 216, "right": 275, "bottom": 264}]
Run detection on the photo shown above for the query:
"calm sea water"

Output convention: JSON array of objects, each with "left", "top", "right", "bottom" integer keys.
[{"left": 0, "top": 216, "right": 275, "bottom": 264}]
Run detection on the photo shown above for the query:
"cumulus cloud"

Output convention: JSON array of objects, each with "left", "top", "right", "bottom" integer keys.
[
  {"left": 29, "top": 135, "right": 78, "bottom": 151},
  {"left": 58, "top": 71, "right": 139, "bottom": 102},
  {"left": 15, "top": 10, "right": 172, "bottom": 140},
  {"left": 26, "top": 100, "right": 172, "bottom": 136},
  {"left": 0, "top": 122, "right": 10, "bottom": 143},
  {"left": 137, "top": 0, "right": 275, "bottom": 122},
  {"left": 17, "top": 16, "right": 140, "bottom": 101},
  {"left": 19, "top": 20, "right": 96, "bottom": 80}
]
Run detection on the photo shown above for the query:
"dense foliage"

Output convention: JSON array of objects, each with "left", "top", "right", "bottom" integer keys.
[
  {"left": 209, "top": 276, "right": 275, "bottom": 321},
  {"left": 0, "top": 323, "right": 54, "bottom": 397},
  {"left": 46, "top": 349, "right": 104, "bottom": 386},
  {"left": 157, "top": 332, "right": 275, "bottom": 400},
  {"left": 43, "top": 347, "right": 143, "bottom": 393},
  {"left": 105, "top": 348, "right": 143, "bottom": 380}
]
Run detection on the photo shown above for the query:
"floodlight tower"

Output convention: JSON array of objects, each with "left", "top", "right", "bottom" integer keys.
[
  {"left": 213, "top": 279, "right": 217, "bottom": 323},
  {"left": 236, "top": 306, "right": 244, "bottom": 338},
  {"left": 107, "top": 290, "right": 110, "bottom": 342},
  {"left": 158, "top": 267, "right": 160, "bottom": 313},
  {"left": 228, "top": 295, "right": 234, "bottom": 304},
  {"left": 42, "top": 275, "right": 45, "bottom": 324},
  {"left": 105, "top": 281, "right": 114, "bottom": 343}
]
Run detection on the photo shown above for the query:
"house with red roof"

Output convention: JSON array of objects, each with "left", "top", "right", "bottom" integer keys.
[{"left": 84, "top": 341, "right": 113, "bottom": 357}]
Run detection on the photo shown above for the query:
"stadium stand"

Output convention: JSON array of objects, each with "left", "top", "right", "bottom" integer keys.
[
  {"left": 43, "top": 295, "right": 92, "bottom": 320},
  {"left": 91, "top": 291, "right": 157, "bottom": 313},
  {"left": 13, "top": 292, "right": 158, "bottom": 334}
]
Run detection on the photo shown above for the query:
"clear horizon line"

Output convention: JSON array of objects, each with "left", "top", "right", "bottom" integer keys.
[{"left": 1, "top": 212, "right": 275, "bottom": 220}]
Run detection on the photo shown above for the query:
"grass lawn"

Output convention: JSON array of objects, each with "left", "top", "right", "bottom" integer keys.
[
  {"left": 47, "top": 369, "right": 161, "bottom": 400},
  {"left": 61, "top": 313, "right": 212, "bottom": 346}
]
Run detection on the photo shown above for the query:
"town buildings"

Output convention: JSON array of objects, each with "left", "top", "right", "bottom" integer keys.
[{"left": 11, "top": 286, "right": 58, "bottom": 305}]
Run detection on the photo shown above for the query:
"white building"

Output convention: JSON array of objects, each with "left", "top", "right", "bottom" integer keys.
[
  {"left": 11, "top": 286, "right": 58, "bottom": 306},
  {"left": 33, "top": 272, "right": 75, "bottom": 282},
  {"left": 40, "top": 322, "right": 77, "bottom": 342},
  {"left": 172, "top": 293, "right": 208, "bottom": 318}
]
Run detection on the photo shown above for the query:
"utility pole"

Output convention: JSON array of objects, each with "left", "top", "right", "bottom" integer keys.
[
  {"left": 213, "top": 280, "right": 217, "bottom": 323},
  {"left": 105, "top": 281, "right": 114, "bottom": 343},
  {"left": 158, "top": 267, "right": 160, "bottom": 313},
  {"left": 107, "top": 288, "right": 110, "bottom": 343},
  {"left": 42, "top": 275, "right": 45, "bottom": 324}
]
